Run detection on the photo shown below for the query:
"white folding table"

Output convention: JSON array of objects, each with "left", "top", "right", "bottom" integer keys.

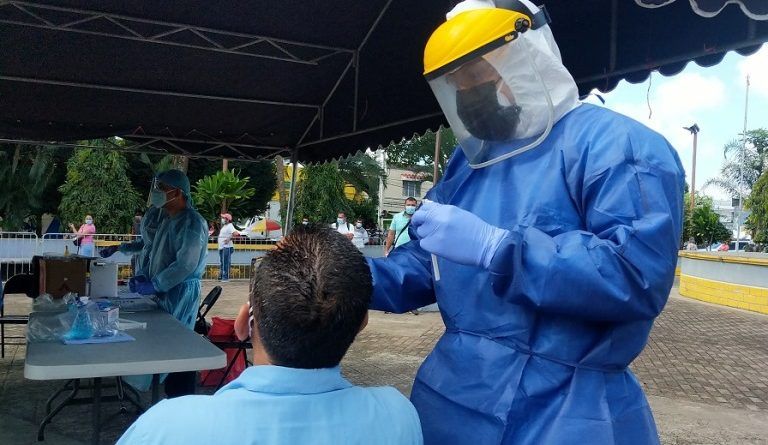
[{"left": 25, "top": 310, "right": 226, "bottom": 445}]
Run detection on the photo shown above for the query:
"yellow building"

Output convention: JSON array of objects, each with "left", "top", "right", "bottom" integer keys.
[{"left": 271, "top": 164, "right": 364, "bottom": 202}]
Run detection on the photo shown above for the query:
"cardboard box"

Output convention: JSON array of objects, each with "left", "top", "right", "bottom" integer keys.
[{"left": 38, "top": 256, "right": 88, "bottom": 298}]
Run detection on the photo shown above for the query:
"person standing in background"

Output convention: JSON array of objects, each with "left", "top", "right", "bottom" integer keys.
[
  {"left": 331, "top": 212, "right": 355, "bottom": 241},
  {"left": 218, "top": 213, "right": 240, "bottom": 282},
  {"left": 70, "top": 215, "right": 96, "bottom": 257},
  {"left": 385, "top": 197, "right": 417, "bottom": 256},
  {"left": 352, "top": 218, "right": 369, "bottom": 250}
]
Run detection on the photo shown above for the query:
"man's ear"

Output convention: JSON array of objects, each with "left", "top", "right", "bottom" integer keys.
[{"left": 358, "top": 311, "right": 369, "bottom": 333}]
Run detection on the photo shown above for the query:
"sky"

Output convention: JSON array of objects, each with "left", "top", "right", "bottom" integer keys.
[{"left": 583, "top": 44, "right": 768, "bottom": 201}]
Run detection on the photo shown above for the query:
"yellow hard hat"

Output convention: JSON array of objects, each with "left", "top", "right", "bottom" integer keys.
[{"left": 423, "top": 6, "right": 548, "bottom": 80}]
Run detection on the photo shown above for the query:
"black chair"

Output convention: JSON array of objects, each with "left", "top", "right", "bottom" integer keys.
[
  {"left": 0, "top": 273, "right": 37, "bottom": 358},
  {"left": 194, "top": 285, "right": 252, "bottom": 388},
  {"left": 194, "top": 286, "right": 222, "bottom": 335},
  {"left": 204, "top": 336, "right": 252, "bottom": 390}
]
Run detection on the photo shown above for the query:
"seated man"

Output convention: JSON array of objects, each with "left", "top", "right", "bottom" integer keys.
[{"left": 117, "top": 227, "right": 423, "bottom": 445}]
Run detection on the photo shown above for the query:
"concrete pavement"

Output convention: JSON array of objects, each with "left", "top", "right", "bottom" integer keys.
[{"left": 0, "top": 283, "right": 766, "bottom": 444}]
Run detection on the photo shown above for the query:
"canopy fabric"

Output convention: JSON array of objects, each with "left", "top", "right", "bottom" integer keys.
[
  {"left": 636, "top": 0, "right": 768, "bottom": 20},
  {"left": 1, "top": 0, "right": 766, "bottom": 163}
]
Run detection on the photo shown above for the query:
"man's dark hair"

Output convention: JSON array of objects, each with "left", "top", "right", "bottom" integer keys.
[
  {"left": 250, "top": 227, "right": 372, "bottom": 369},
  {"left": 405, "top": 197, "right": 417, "bottom": 203}
]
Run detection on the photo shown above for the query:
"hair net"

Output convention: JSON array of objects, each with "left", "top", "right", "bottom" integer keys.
[{"left": 156, "top": 169, "right": 195, "bottom": 209}]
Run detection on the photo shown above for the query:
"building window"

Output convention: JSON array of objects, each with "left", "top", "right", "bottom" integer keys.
[{"left": 402, "top": 181, "right": 421, "bottom": 197}]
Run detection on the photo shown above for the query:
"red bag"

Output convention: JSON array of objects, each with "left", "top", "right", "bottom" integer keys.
[{"left": 199, "top": 317, "right": 247, "bottom": 387}]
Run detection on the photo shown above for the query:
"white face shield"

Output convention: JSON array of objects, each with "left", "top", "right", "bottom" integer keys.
[
  {"left": 425, "top": 0, "right": 581, "bottom": 169},
  {"left": 428, "top": 37, "right": 554, "bottom": 169}
]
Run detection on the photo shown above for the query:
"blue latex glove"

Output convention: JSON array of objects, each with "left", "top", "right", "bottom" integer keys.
[
  {"left": 134, "top": 280, "right": 157, "bottom": 296},
  {"left": 128, "top": 275, "right": 148, "bottom": 293},
  {"left": 411, "top": 200, "right": 509, "bottom": 269},
  {"left": 99, "top": 245, "right": 120, "bottom": 258}
]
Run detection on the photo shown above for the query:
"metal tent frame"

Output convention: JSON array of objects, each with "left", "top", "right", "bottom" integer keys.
[{"left": 1, "top": 0, "right": 767, "bottom": 232}]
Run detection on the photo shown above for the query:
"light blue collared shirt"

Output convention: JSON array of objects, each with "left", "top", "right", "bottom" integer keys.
[{"left": 117, "top": 365, "right": 422, "bottom": 445}]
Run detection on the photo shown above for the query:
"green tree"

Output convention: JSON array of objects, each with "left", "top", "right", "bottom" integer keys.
[
  {"left": 706, "top": 129, "right": 768, "bottom": 196},
  {"left": 347, "top": 198, "right": 379, "bottom": 226},
  {"left": 746, "top": 170, "right": 768, "bottom": 244},
  {"left": 690, "top": 196, "right": 731, "bottom": 247},
  {"left": 187, "top": 158, "right": 276, "bottom": 219},
  {"left": 385, "top": 128, "right": 458, "bottom": 180},
  {"left": 294, "top": 163, "right": 351, "bottom": 224},
  {"left": 125, "top": 154, "right": 276, "bottom": 220},
  {"left": 139, "top": 153, "right": 175, "bottom": 175},
  {"left": 59, "top": 146, "right": 142, "bottom": 233},
  {"left": 193, "top": 169, "right": 256, "bottom": 222},
  {"left": 228, "top": 160, "right": 276, "bottom": 218},
  {"left": 338, "top": 152, "right": 387, "bottom": 199},
  {"left": 0, "top": 144, "right": 55, "bottom": 231},
  {"left": 294, "top": 153, "right": 386, "bottom": 226}
]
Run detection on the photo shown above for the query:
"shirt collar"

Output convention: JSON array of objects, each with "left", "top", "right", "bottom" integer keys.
[{"left": 216, "top": 365, "right": 353, "bottom": 395}]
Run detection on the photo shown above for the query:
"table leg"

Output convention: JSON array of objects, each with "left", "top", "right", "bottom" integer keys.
[
  {"left": 38, "top": 379, "right": 80, "bottom": 441},
  {"left": 45, "top": 379, "right": 75, "bottom": 415},
  {"left": 116, "top": 377, "right": 144, "bottom": 413},
  {"left": 151, "top": 374, "right": 160, "bottom": 405},
  {"left": 91, "top": 377, "right": 102, "bottom": 445}
]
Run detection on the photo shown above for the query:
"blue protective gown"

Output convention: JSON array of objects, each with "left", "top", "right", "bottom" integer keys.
[
  {"left": 145, "top": 207, "right": 208, "bottom": 329},
  {"left": 120, "top": 206, "right": 164, "bottom": 277},
  {"left": 368, "top": 104, "right": 685, "bottom": 444}
]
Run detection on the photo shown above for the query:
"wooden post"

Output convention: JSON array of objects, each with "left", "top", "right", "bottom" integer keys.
[{"left": 221, "top": 159, "right": 229, "bottom": 214}]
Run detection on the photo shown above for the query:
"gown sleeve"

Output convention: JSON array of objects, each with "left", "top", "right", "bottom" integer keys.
[
  {"left": 488, "top": 122, "right": 685, "bottom": 322},
  {"left": 119, "top": 239, "right": 144, "bottom": 254},
  {"left": 368, "top": 240, "right": 437, "bottom": 313}
]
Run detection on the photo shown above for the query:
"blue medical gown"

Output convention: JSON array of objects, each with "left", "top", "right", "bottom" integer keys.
[
  {"left": 119, "top": 206, "right": 164, "bottom": 277},
  {"left": 368, "top": 104, "right": 685, "bottom": 444},
  {"left": 124, "top": 207, "right": 207, "bottom": 391},
  {"left": 146, "top": 208, "right": 208, "bottom": 329}
]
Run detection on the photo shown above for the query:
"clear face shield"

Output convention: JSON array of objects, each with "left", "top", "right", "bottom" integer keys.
[
  {"left": 149, "top": 177, "right": 178, "bottom": 208},
  {"left": 427, "top": 37, "right": 554, "bottom": 168}
]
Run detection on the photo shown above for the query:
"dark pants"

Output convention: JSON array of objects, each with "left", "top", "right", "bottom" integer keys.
[
  {"left": 218, "top": 247, "right": 233, "bottom": 280},
  {"left": 164, "top": 371, "right": 196, "bottom": 398}
]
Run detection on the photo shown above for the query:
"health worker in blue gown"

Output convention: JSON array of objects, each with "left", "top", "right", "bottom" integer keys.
[
  {"left": 367, "top": 2, "right": 685, "bottom": 444},
  {"left": 127, "top": 169, "right": 208, "bottom": 398}
]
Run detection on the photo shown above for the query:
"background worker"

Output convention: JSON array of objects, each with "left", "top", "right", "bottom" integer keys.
[
  {"left": 385, "top": 197, "right": 417, "bottom": 256},
  {"left": 218, "top": 213, "right": 240, "bottom": 282},
  {"left": 127, "top": 169, "right": 208, "bottom": 398}
]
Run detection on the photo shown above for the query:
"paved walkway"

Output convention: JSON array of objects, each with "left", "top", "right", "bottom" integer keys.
[{"left": 1, "top": 282, "right": 766, "bottom": 444}]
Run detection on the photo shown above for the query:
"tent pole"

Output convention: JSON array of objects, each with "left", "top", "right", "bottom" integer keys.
[
  {"left": 284, "top": 148, "right": 300, "bottom": 234},
  {"left": 433, "top": 127, "right": 441, "bottom": 183}
]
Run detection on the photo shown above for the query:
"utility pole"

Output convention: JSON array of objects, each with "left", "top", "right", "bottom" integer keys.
[
  {"left": 683, "top": 124, "right": 700, "bottom": 212},
  {"left": 736, "top": 75, "right": 750, "bottom": 251}
]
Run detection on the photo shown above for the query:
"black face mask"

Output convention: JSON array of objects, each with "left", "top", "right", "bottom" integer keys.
[{"left": 456, "top": 81, "right": 521, "bottom": 141}]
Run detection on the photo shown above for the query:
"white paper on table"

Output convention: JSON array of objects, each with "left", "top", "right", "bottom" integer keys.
[{"left": 117, "top": 318, "right": 147, "bottom": 330}]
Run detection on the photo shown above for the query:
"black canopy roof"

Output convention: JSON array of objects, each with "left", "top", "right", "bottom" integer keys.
[{"left": 1, "top": 0, "right": 766, "bottom": 163}]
